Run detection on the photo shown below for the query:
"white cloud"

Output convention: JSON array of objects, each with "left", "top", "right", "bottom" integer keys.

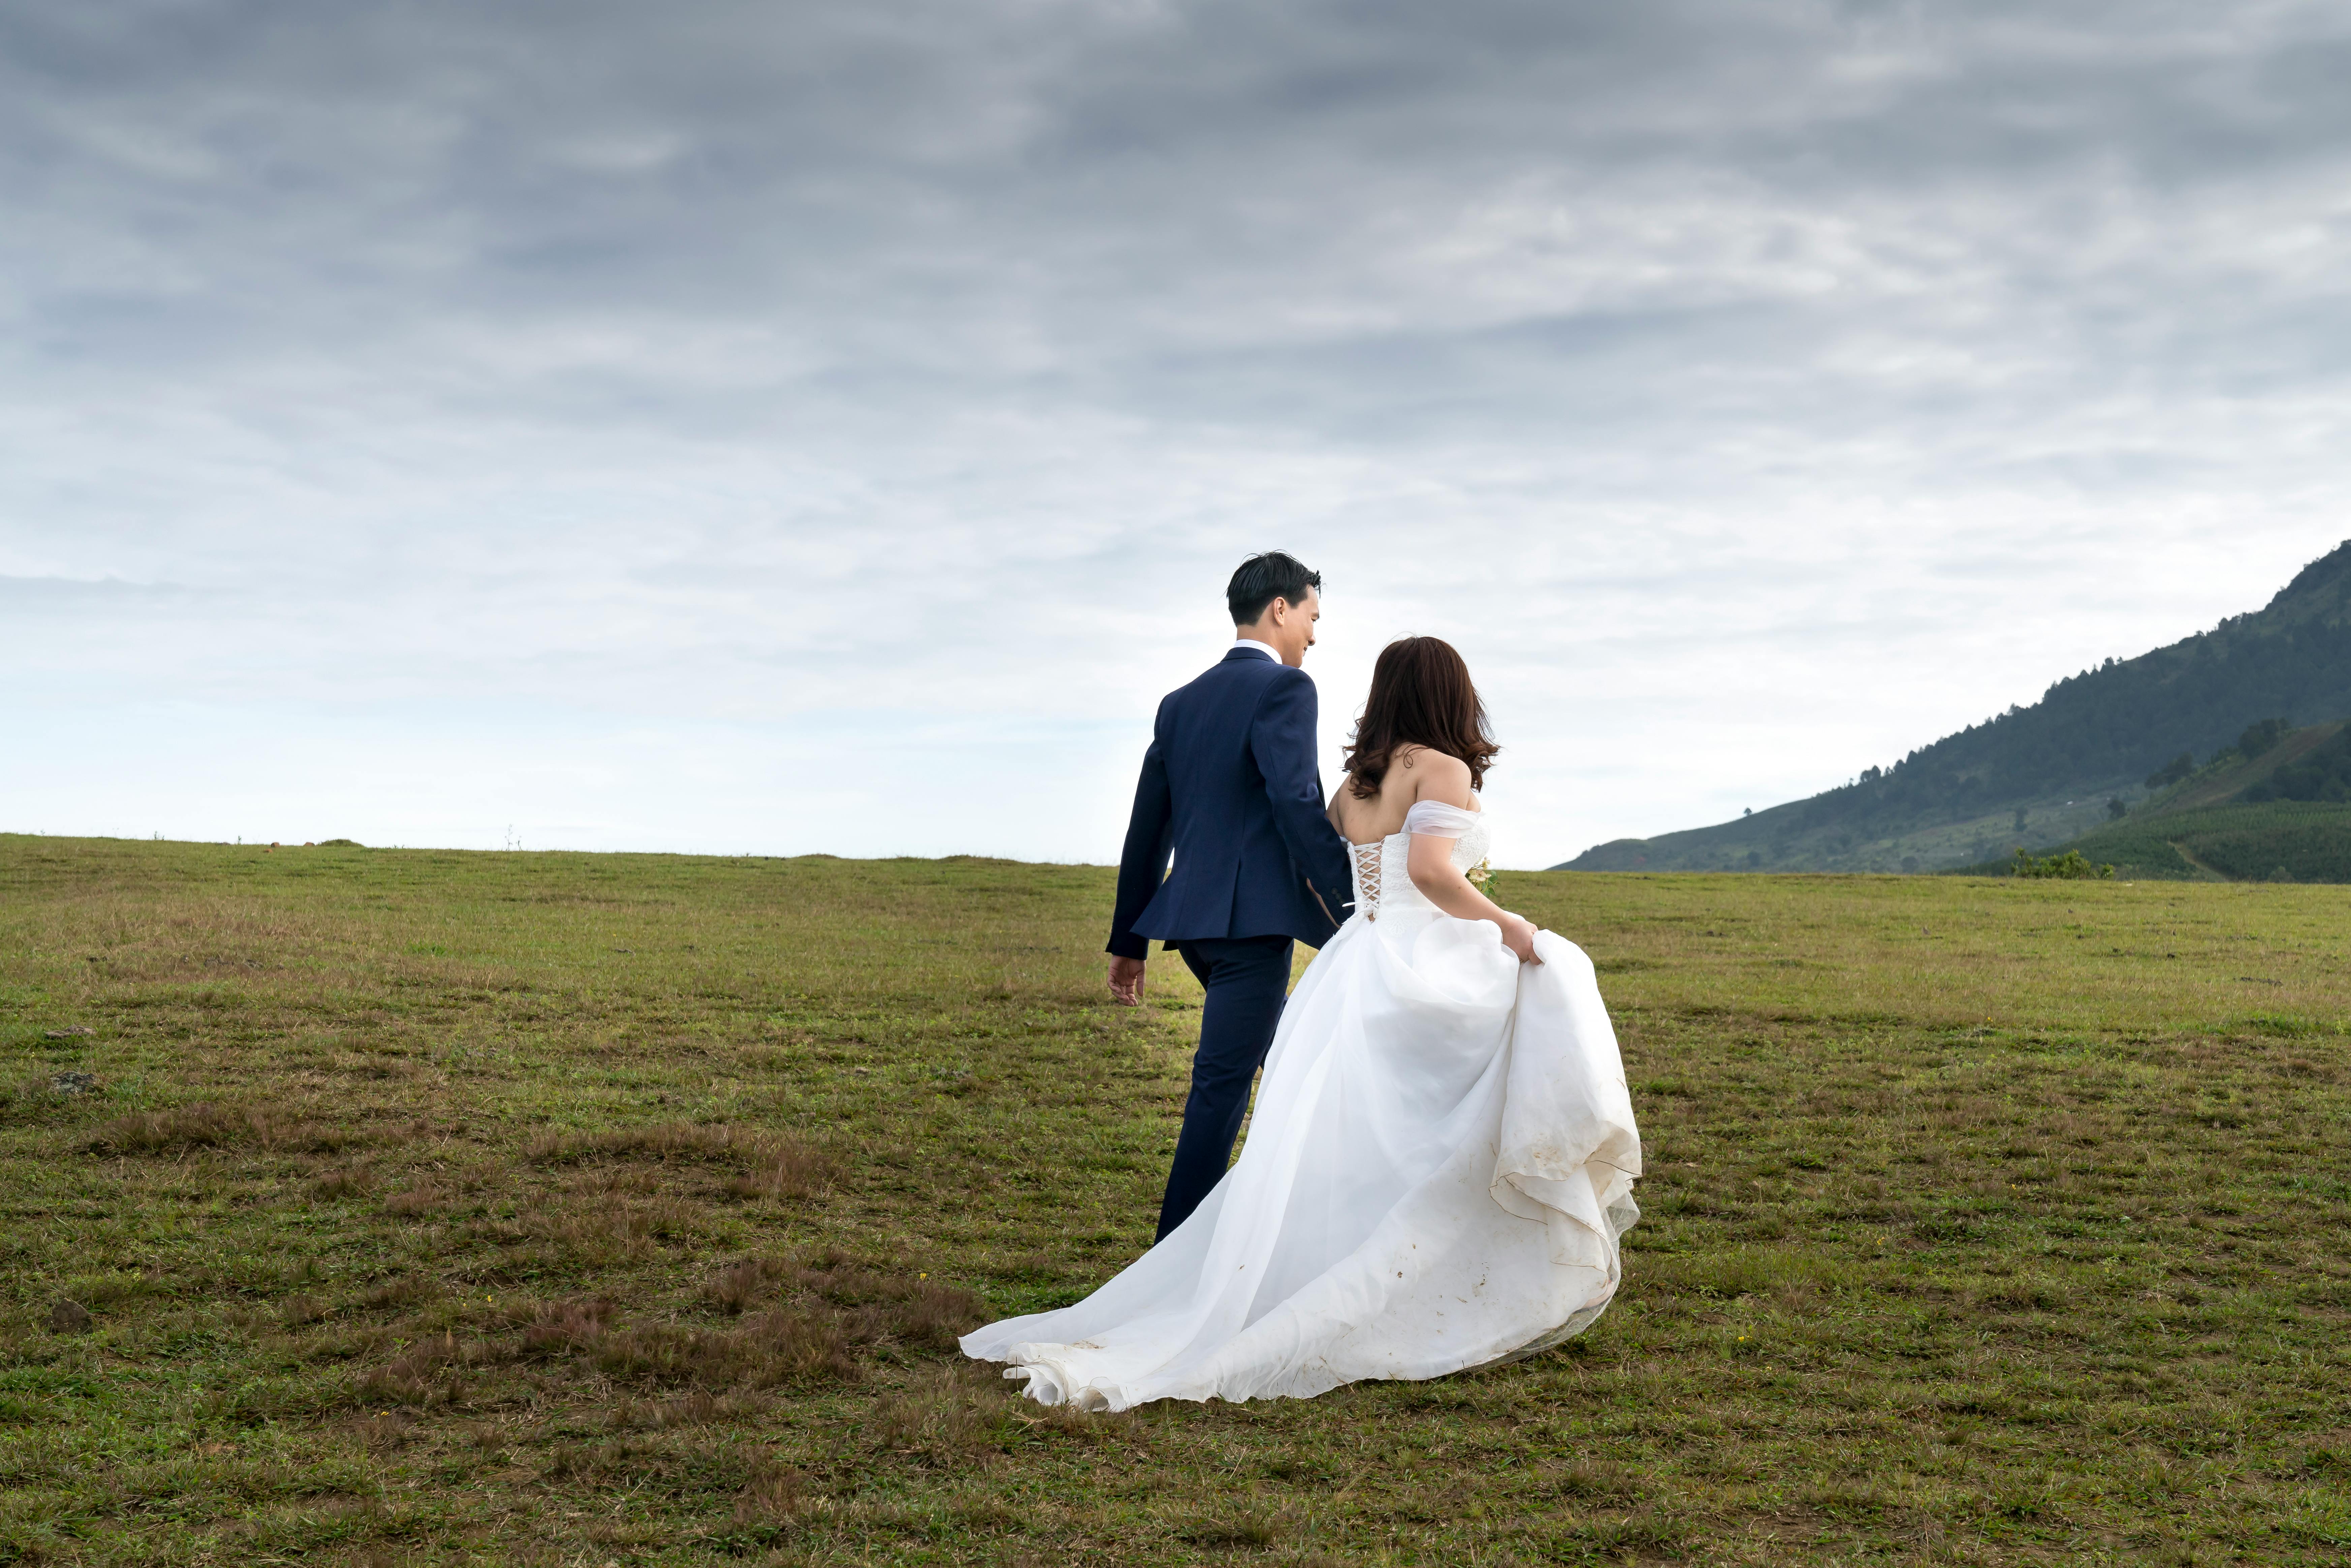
[{"left": 3, "top": 0, "right": 2349, "bottom": 866}]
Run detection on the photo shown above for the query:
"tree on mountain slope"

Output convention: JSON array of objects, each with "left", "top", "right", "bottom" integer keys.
[{"left": 1772, "top": 541, "right": 2351, "bottom": 839}]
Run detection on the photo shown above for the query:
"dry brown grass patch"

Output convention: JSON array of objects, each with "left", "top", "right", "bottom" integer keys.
[
  {"left": 703, "top": 1256, "right": 795, "bottom": 1315},
  {"left": 358, "top": 1329, "right": 496, "bottom": 1409},
  {"left": 345, "top": 1411, "right": 415, "bottom": 1452},
  {"left": 310, "top": 1165, "right": 376, "bottom": 1200},
  {"left": 724, "top": 1467, "right": 847, "bottom": 1553},
  {"left": 523, "top": 1120, "right": 835, "bottom": 1203},
  {"left": 595, "top": 1310, "right": 859, "bottom": 1388},
  {"left": 1976, "top": 1278, "right": 2067, "bottom": 1312},
  {"left": 1023, "top": 1394, "right": 1147, "bottom": 1447},
  {"left": 380, "top": 1180, "right": 450, "bottom": 1217},
  {"left": 722, "top": 1139, "right": 834, "bottom": 1201},
  {"left": 1548, "top": 1460, "right": 1646, "bottom": 1499},
  {"left": 560, "top": 1164, "right": 657, "bottom": 1200},
  {"left": 387, "top": 1256, "right": 992, "bottom": 1408},
  {"left": 699, "top": 1251, "right": 987, "bottom": 1350},
  {"left": 82, "top": 1100, "right": 351, "bottom": 1155},
  {"left": 872, "top": 1366, "right": 1024, "bottom": 1467},
  {"left": 607, "top": 1389, "right": 768, "bottom": 1429},
  {"left": 360, "top": 1276, "right": 441, "bottom": 1313},
  {"left": 518, "top": 1297, "right": 618, "bottom": 1356},
  {"left": 1171, "top": 1504, "right": 1291, "bottom": 1551},
  {"left": 867, "top": 1361, "right": 1145, "bottom": 1469},
  {"left": 797, "top": 1250, "right": 987, "bottom": 1352},
  {"left": 732, "top": 1464, "right": 817, "bottom": 1530},
  {"left": 518, "top": 1197, "right": 704, "bottom": 1266},
  {"left": 529, "top": 1118, "right": 825, "bottom": 1169},
  {"left": 516, "top": 1295, "right": 858, "bottom": 1388}
]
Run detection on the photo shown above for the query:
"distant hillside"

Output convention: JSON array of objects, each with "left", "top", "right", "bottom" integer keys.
[
  {"left": 2141, "top": 718, "right": 2351, "bottom": 814},
  {"left": 1963, "top": 719, "right": 2351, "bottom": 881},
  {"left": 1560, "top": 540, "right": 2351, "bottom": 873},
  {"left": 1989, "top": 802, "right": 2351, "bottom": 883}
]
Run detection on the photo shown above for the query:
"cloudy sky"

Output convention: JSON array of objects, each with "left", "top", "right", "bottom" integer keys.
[{"left": 6, "top": 1, "right": 2349, "bottom": 867}]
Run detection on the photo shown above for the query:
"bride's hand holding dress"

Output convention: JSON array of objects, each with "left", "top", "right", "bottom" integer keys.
[{"left": 1372, "top": 750, "right": 1543, "bottom": 965}]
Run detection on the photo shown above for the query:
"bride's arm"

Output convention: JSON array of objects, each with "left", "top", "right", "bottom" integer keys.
[
  {"left": 1402, "top": 757, "right": 1541, "bottom": 964},
  {"left": 1406, "top": 836, "right": 1541, "bottom": 963}
]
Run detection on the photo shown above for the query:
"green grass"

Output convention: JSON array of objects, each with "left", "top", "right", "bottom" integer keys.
[{"left": 4, "top": 834, "right": 2350, "bottom": 1565}]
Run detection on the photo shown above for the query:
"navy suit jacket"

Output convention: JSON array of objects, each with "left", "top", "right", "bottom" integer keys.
[{"left": 1107, "top": 648, "right": 1357, "bottom": 960}]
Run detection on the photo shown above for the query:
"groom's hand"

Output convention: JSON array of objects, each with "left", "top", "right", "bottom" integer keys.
[{"left": 1108, "top": 955, "right": 1147, "bottom": 1006}]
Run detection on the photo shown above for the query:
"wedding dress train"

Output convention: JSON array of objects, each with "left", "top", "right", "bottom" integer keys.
[{"left": 960, "top": 800, "right": 1642, "bottom": 1410}]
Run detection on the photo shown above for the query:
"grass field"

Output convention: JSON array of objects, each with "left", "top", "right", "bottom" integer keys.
[{"left": 4, "top": 835, "right": 2350, "bottom": 1566}]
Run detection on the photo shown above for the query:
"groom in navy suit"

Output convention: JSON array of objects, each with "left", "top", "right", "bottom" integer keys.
[{"left": 1107, "top": 552, "right": 1358, "bottom": 1238}]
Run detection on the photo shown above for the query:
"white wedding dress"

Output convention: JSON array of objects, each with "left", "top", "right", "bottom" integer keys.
[{"left": 961, "top": 800, "right": 1643, "bottom": 1410}]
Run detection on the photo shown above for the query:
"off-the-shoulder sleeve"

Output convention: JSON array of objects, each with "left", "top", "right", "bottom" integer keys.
[{"left": 1403, "top": 801, "right": 1482, "bottom": 840}]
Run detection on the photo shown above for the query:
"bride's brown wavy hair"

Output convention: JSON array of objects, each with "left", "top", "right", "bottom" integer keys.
[{"left": 1344, "top": 636, "right": 1500, "bottom": 798}]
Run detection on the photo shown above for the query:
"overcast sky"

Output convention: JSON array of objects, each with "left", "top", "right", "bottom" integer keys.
[{"left": 6, "top": 0, "right": 2350, "bottom": 867}]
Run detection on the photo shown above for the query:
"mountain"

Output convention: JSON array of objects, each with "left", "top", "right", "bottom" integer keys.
[{"left": 1558, "top": 540, "right": 2351, "bottom": 874}]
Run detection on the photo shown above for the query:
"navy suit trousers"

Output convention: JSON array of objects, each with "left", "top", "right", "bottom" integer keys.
[{"left": 1156, "top": 934, "right": 1295, "bottom": 1240}]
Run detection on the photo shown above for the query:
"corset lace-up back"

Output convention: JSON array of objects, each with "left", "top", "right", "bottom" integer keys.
[
  {"left": 1350, "top": 841, "right": 1388, "bottom": 919},
  {"left": 1348, "top": 799, "right": 1491, "bottom": 920}
]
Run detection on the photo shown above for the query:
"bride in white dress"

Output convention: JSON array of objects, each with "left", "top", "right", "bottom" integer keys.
[{"left": 962, "top": 637, "right": 1642, "bottom": 1410}]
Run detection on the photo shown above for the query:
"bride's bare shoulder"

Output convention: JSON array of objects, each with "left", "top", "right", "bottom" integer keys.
[{"left": 1399, "top": 747, "right": 1475, "bottom": 807}]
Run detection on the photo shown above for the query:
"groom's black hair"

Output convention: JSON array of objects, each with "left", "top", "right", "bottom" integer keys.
[{"left": 1228, "top": 552, "right": 1322, "bottom": 626}]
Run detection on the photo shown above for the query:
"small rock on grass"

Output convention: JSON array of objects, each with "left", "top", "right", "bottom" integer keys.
[
  {"left": 49, "top": 1300, "right": 92, "bottom": 1335},
  {"left": 43, "top": 1027, "right": 91, "bottom": 1040},
  {"left": 50, "top": 1073, "right": 99, "bottom": 1097}
]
